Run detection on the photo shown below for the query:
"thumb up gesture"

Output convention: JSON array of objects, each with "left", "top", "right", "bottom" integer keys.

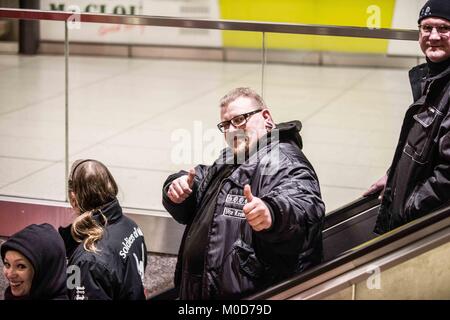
[
  {"left": 243, "top": 184, "right": 273, "bottom": 232},
  {"left": 167, "top": 168, "right": 196, "bottom": 204}
]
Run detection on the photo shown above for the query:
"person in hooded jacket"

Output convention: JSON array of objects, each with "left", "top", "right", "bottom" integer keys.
[
  {"left": 1, "top": 223, "right": 68, "bottom": 300},
  {"left": 59, "top": 159, "right": 147, "bottom": 300},
  {"left": 162, "top": 87, "right": 325, "bottom": 299},
  {"left": 364, "top": 0, "right": 450, "bottom": 234}
]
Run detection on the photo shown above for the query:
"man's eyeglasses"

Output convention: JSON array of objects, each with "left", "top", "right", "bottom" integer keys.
[
  {"left": 217, "top": 109, "right": 262, "bottom": 133},
  {"left": 418, "top": 24, "right": 450, "bottom": 37}
]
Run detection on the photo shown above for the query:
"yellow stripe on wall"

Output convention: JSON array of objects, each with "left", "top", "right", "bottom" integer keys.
[{"left": 219, "top": 0, "right": 396, "bottom": 53}]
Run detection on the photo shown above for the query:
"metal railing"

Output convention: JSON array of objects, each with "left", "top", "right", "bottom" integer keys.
[{"left": 0, "top": 8, "right": 418, "bottom": 40}]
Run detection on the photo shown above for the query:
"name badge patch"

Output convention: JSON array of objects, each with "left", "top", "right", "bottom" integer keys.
[{"left": 222, "top": 194, "right": 247, "bottom": 219}]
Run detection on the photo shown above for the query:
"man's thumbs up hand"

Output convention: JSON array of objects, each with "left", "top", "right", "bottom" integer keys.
[
  {"left": 244, "top": 184, "right": 254, "bottom": 202},
  {"left": 243, "top": 184, "right": 272, "bottom": 232},
  {"left": 186, "top": 168, "right": 195, "bottom": 189},
  {"left": 167, "top": 168, "right": 196, "bottom": 204}
]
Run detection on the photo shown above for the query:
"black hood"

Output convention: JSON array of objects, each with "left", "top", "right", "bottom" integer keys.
[
  {"left": 276, "top": 120, "right": 303, "bottom": 149},
  {"left": 1, "top": 223, "right": 68, "bottom": 300}
]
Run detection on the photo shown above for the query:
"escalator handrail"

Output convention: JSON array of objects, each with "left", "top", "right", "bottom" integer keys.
[
  {"left": 324, "top": 193, "right": 380, "bottom": 229},
  {"left": 245, "top": 202, "right": 450, "bottom": 300}
]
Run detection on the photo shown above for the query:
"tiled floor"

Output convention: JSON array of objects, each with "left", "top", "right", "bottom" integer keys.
[{"left": 0, "top": 54, "right": 412, "bottom": 213}]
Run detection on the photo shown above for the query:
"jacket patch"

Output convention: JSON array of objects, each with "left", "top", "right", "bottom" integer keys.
[
  {"left": 226, "top": 194, "right": 247, "bottom": 205},
  {"left": 222, "top": 194, "right": 247, "bottom": 219}
]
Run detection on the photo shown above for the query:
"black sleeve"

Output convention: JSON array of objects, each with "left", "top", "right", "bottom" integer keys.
[
  {"left": 69, "top": 260, "right": 115, "bottom": 300},
  {"left": 161, "top": 164, "right": 209, "bottom": 225},
  {"left": 257, "top": 156, "right": 325, "bottom": 255}
]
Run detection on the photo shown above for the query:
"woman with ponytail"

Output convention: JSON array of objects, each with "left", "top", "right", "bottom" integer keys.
[{"left": 59, "top": 159, "right": 147, "bottom": 300}]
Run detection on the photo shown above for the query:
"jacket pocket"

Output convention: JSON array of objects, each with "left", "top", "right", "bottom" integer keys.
[
  {"left": 216, "top": 239, "right": 264, "bottom": 298},
  {"left": 403, "top": 106, "right": 443, "bottom": 164},
  {"left": 235, "top": 240, "right": 265, "bottom": 279}
]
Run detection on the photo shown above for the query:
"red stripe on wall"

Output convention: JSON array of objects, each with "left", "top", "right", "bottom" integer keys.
[{"left": 0, "top": 200, "right": 74, "bottom": 236}]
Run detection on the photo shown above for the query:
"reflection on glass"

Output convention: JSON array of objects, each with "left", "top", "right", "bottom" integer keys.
[
  {"left": 66, "top": 24, "right": 264, "bottom": 212},
  {"left": 0, "top": 21, "right": 66, "bottom": 201},
  {"left": 264, "top": 32, "right": 417, "bottom": 212}
]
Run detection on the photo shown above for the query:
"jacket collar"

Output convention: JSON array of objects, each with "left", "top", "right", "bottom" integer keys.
[
  {"left": 409, "top": 61, "right": 450, "bottom": 100},
  {"left": 410, "top": 60, "right": 450, "bottom": 81},
  {"left": 427, "top": 61, "right": 450, "bottom": 81},
  {"left": 426, "top": 57, "right": 450, "bottom": 77},
  {"left": 93, "top": 199, "right": 122, "bottom": 224}
]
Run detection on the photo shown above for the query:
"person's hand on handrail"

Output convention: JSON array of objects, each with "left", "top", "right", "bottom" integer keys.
[{"left": 363, "top": 174, "right": 387, "bottom": 200}]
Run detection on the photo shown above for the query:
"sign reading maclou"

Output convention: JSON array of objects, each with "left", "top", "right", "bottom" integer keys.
[{"left": 50, "top": 2, "right": 139, "bottom": 15}]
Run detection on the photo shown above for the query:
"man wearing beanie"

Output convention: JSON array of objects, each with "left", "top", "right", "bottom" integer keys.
[{"left": 365, "top": 0, "right": 450, "bottom": 234}]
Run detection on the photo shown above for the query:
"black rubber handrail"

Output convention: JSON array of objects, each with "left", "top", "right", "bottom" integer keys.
[{"left": 324, "top": 193, "right": 380, "bottom": 230}]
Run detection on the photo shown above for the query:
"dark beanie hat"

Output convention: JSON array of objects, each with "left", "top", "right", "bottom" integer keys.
[{"left": 418, "top": 0, "right": 450, "bottom": 23}]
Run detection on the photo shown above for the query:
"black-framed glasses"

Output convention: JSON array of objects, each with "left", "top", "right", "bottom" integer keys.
[
  {"left": 418, "top": 24, "right": 450, "bottom": 37},
  {"left": 217, "top": 109, "right": 263, "bottom": 133}
]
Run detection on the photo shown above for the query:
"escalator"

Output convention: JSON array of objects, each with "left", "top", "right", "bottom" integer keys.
[
  {"left": 246, "top": 199, "right": 450, "bottom": 300},
  {"left": 150, "top": 193, "right": 386, "bottom": 300},
  {"left": 322, "top": 193, "right": 380, "bottom": 262}
]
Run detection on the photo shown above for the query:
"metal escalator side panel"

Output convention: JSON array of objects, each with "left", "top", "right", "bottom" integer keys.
[{"left": 292, "top": 225, "right": 450, "bottom": 300}]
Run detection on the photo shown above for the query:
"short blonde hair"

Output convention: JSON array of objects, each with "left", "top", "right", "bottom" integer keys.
[{"left": 219, "top": 87, "right": 266, "bottom": 109}]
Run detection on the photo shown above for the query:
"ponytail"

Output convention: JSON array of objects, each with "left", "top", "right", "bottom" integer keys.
[{"left": 71, "top": 209, "right": 108, "bottom": 253}]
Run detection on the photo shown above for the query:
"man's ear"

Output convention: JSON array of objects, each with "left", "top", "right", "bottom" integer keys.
[{"left": 262, "top": 109, "right": 275, "bottom": 129}]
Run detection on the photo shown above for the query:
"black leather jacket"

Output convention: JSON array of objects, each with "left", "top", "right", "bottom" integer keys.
[
  {"left": 374, "top": 62, "right": 450, "bottom": 234},
  {"left": 162, "top": 121, "right": 325, "bottom": 299},
  {"left": 60, "top": 200, "right": 147, "bottom": 300}
]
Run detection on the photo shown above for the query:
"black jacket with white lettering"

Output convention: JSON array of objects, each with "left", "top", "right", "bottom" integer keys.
[
  {"left": 162, "top": 121, "right": 325, "bottom": 299},
  {"left": 59, "top": 199, "right": 147, "bottom": 300}
]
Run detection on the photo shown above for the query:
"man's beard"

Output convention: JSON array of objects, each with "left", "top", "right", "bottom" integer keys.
[{"left": 226, "top": 130, "right": 251, "bottom": 163}]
